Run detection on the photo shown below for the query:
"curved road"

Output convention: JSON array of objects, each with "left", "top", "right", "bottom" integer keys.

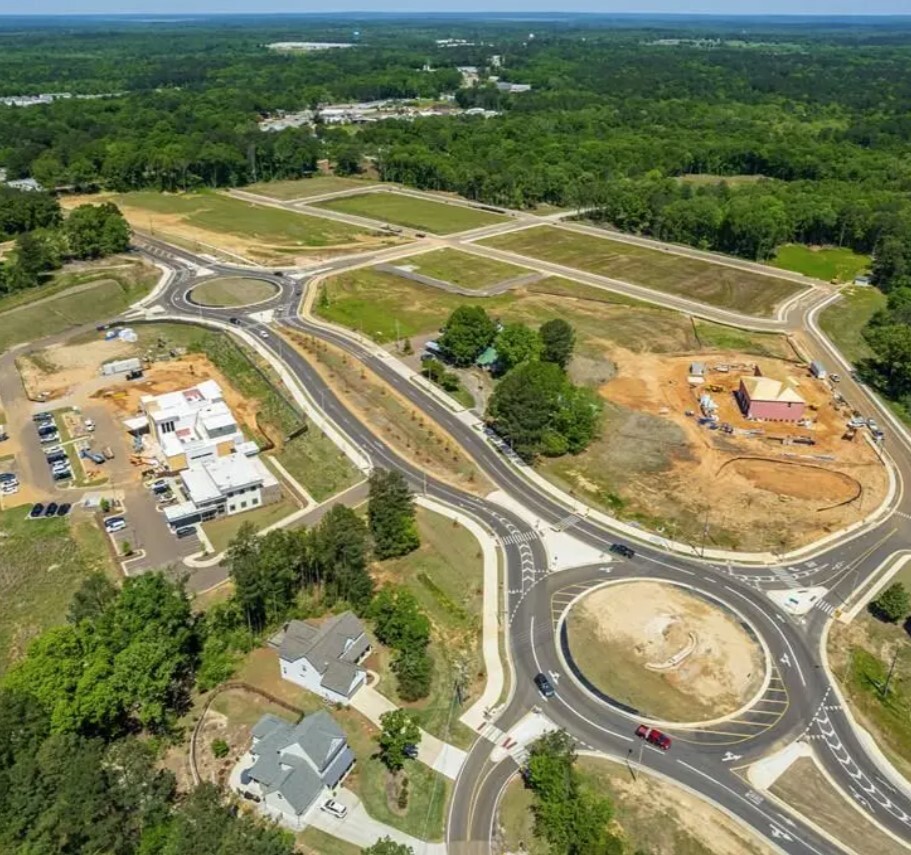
[{"left": 134, "top": 229, "right": 911, "bottom": 855}]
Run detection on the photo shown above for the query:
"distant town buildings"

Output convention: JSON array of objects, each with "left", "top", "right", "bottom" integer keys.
[
  {"left": 259, "top": 99, "right": 497, "bottom": 132},
  {"left": 266, "top": 41, "right": 355, "bottom": 51}
]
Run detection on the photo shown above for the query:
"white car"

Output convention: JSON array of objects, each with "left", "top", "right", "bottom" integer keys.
[
  {"left": 320, "top": 799, "right": 347, "bottom": 819},
  {"left": 84, "top": 418, "right": 96, "bottom": 432},
  {"left": 259, "top": 330, "right": 270, "bottom": 339},
  {"left": 104, "top": 517, "right": 127, "bottom": 533}
]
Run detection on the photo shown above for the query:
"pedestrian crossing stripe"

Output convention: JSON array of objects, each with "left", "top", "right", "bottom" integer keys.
[{"left": 500, "top": 530, "right": 538, "bottom": 546}]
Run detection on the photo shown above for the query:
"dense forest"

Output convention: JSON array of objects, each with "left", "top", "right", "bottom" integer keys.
[{"left": 2, "top": 15, "right": 911, "bottom": 378}]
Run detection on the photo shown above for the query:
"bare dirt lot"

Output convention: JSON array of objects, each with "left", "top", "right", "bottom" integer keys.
[
  {"left": 544, "top": 349, "right": 887, "bottom": 552},
  {"left": 565, "top": 581, "right": 765, "bottom": 721}
]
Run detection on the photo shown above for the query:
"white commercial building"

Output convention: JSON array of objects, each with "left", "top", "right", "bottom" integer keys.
[
  {"left": 133, "top": 379, "right": 246, "bottom": 472},
  {"left": 163, "top": 452, "right": 281, "bottom": 530}
]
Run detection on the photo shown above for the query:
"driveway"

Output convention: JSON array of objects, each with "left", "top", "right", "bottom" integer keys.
[{"left": 306, "top": 788, "right": 446, "bottom": 855}]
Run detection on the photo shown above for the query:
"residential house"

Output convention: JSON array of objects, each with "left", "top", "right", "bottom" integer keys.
[
  {"left": 737, "top": 374, "right": 806, "bottom": 422},
  {"left": 236, "top": 711, "right": 355, "bottom": 829},
  {"left": 277, "top": 612, "right": 371, "bottom": 704}
]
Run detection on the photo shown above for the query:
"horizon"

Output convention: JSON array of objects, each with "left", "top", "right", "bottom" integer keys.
[{"left": 5, "top": 8, "right": 911, "bottom": 20}]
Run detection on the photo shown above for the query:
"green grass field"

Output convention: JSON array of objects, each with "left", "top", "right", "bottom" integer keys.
[
  {"left": 818, "top": 286, "right": 886, "bottom": 364},
  {"left": 693, "top": 320, "right": 795, "bottom": 359},
  {"left": 316, "top": 268, "right": 518, "bottom": 343},
  {"left": 115, "top": 190, "right": 374, "bottom": 246},
  {"left": 0, "top": 261, "right": 159, "bottom": 352},
  {"left": 772, "top": 244, "right": 871, "bottom": 282},
  {"left": 202, "top": 497, "right": 297, "bottom": 554},
  {"left": 314, "top": 191, "right": 509, "bottom": 234},
  {"left": 272, "top": 427, "right": 362, "bottom": 502},
  {"left": 480, "top": 226, "right": 803, "bottom": 316},
  {"left": 371, "top": 508, "right": 483, "bottom": 749},
  {"left": 243, "top": 175, "right": 377, "bottom": 200},
  {"left": 0, "top": 508, "right": 115, "bottom": 675},
  {"left": 191, "top": 277, "right": 278, "bottom": 307},
  {"left": 397, "top": 248, "right": 532, "bottom": 289}
]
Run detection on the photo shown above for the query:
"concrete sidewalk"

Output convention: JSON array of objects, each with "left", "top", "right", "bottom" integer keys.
[{"left": 350, "top": 685, "right": 467, "bottom": 780}]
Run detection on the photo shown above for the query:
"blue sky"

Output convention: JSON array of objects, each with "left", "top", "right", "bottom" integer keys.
[{"left": 11, "top": 2, "right": 911, "bottom": 15}]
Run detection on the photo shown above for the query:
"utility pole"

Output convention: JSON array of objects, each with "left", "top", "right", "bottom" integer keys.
[{"left": 882, "top": 647, "right": 901, "bottom": 698}]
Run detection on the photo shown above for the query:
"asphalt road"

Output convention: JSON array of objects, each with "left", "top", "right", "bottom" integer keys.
[{"left": 131, "top": 220, "right": 911, "bottom": 855}]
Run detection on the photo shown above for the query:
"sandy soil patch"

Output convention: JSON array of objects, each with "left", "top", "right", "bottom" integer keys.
[
  {"left": 17, "top": 338, "right": 137, "bottom": 400},
  {"left": 566, "top": 581, "right": 764, "bottom": 721},
  {"left": 770, "top": 756, "right": 908, "bottom": 855},
  {"left": 550, "top": 347, "right": 888, "bottom": 552}
]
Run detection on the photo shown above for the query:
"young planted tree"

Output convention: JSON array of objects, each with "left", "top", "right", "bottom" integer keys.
[
  {"left": 377, "top": 708, "right": 421, "bottom": 772},
  {"left": 364, "top": 837, "right": 414, "bottom": 855},
  {"left": 369, "top": 469, "right": 420, "bottom": 560}
]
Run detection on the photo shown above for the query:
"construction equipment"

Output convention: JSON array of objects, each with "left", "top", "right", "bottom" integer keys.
[
  {"left": 843, "top": 427, "right": 857, "bottom": 442},
  {"left": 705, "top": 384, "right": 725, "bottom": 393}
]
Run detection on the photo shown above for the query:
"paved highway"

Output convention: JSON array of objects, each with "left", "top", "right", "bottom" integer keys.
[{"left": 134, "top": 213, "right": 911, "bottom": 855}]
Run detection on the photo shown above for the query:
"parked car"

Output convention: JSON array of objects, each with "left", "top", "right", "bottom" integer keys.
[
  {"left": 175, "top": 526, "right": 196, "bottom": 539},
  {"left": 229, "top": 317, "right": 241, "bottom": 325},
  {"left": 44, "top": 503, "right": 58, "bottom": 517},
  {"left": 32, "top": 411, "right": 52, "bottom": 423},
  {"left": 85, "top": 451, "right": 105, "bottom": 465},
  {"left": 104, "top": 517, "right": 126, "bottom": 533},
  {"left": 56, "top": 503, "right": 71, "bottom": 517},
  {"left": 609, "top": 543, "right": 636, "bottom": 559},
  {"left": 51, "top": 461, "right": 71, "bottom": 473},
  {"left": 46, "top": 453, "right": 67, "bottom": 465},
  {"left": 635, "top": 725, "right": 671, "bottom": 751},
  {"left": 320, "top": 799, "right": 347, "bottom": 820},
  {"left": 52, "top": 470, "right": 72, "bottom": 482},
  {"left": 29, "top": 503, "right": 45, "bottom": 518},
  {"left": 84, "top": 418, "right": 96, "bottom": 432},
  {"left": 37, "top": 424, "right": 57, "bottom": 437},
  {"left": 102, "top": 446, "right": 115, "bottom": 460},
  {"left": 0, "top": 473, "right": 17, "bottom": 484},
  {"left": 39, "top": 433, "right": 60, "bottom": 445},
  {"left": 534, "top": 672, "right": 556, "bottom": 698},
  {"left": 44, "top": 444, "right": 64, "bottom": 456}
]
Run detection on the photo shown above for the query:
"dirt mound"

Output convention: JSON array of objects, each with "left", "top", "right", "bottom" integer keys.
[
  {"left": 721, "top": 458, "right": 861, "bottom": 506},
  {"left": 566, "top": 581, "right": 765, "bottom": 721}
]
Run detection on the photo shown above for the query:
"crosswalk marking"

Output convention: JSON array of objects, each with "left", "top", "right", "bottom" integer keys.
[
  {"left": 500, "top": 530, "right": 538, "bottom": 546},
  {"left": 814, "top": 599, "right": 838, "bottom": 616}
]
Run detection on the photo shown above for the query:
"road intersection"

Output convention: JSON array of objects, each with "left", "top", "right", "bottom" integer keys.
[{"left": 132, "top": 195, "right": 911, "bottom": 855}]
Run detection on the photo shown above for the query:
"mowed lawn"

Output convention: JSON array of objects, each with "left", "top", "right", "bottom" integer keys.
[
  {"left": 819, "top": 286, "right": 886, "bottom": 364},
  {"left": 0, "top": 508, "right": 115, "bottom": 675},
  {"left": 0, "top": 260, "right": 160, "bottom": 352},
  {"left": 480, "top": 226, "right": 804, "bottom": 316},
  {"left": 191, "top": 276, "right": 278, "bottom": 307},
  {"left": 271, "top": 428, "right": 363, "bottom": 502},
  {"left": 243, "top": 175, "right": 377, "bottom": 200},
  {"left": 202, "top": 497, "right": 297, "bottom": 554},
  {"left": 114, "top": 190, "right": 372, "bottom": 246},
  {"left": 772, "top": 243, "right": 871, "bottom": 282},
  {"left": 314, "top": 191, "right": 509, "bottom": 234},
  {"left": 394, "top": 248, "right": 532, "bottom": 290},
  {"left": 370, "top": 508, "right": 483, "bottom": 748},
  {"left": 315, "top": 268, "right": 517, "bottom": 343}
]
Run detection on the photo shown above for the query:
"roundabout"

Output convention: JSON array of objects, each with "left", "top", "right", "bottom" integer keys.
[
  {"left": 561, "top": 579, "right": 768, "bottom": 725},
  {"left": 189, "top": 275, "right": 281, "bottom": 308}
]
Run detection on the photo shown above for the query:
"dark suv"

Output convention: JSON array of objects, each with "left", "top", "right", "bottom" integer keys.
[
  {"left": 534, "top": 672, "right": 555, "bottom": 698},
  {"left": 609, "top": 543, "right": 635, "bottom": 559}
]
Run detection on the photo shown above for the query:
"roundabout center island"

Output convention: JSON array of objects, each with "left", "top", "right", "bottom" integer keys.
[{"left": 564, "top": 581, "right": 766, "bottom": 723}]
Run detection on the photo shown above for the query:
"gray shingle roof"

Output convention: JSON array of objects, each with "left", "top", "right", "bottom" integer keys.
[
  {"left": 321, "top": 660, "right": 360, "bottom": 696},
  {"left": 247, "top": 710, "right": 350, "bottom": 814},
  {"left": 278, "top": 611, "right": 369, "bottom": 681}
]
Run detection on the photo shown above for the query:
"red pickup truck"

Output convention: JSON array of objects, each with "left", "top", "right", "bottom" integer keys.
[{"left": 636, "top": 725, "right": 672, "bottom": 751}]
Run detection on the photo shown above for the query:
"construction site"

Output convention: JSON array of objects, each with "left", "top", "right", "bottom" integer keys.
[{"left": 546, "top": 346, "right": 889, "bottom": 553}]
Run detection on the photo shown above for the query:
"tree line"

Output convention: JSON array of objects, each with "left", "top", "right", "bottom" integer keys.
[{"left": 0, "top": 190, "right": 131, "bottom": 296}]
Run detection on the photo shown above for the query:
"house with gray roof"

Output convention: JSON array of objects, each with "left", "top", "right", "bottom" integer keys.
[
  {"left": 235, "top": 711, "right": 355, "bottom": 828},
  {"left": 276, "top": 611, "right": 371, "bottom": 704}
]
